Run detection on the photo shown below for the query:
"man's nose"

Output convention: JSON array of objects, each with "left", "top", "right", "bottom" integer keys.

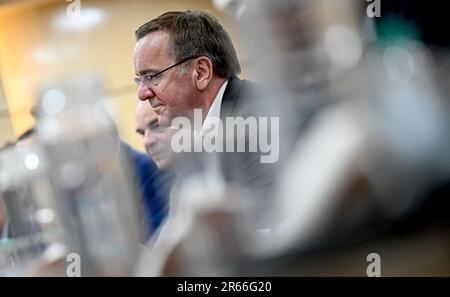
[{"left": 137, "top": 83, "right": 155, "bottom": 101}]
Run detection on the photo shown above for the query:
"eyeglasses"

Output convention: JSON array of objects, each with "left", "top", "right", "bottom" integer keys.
[{"left": 134, "top": 56, "right": 200, "bottom": 88}]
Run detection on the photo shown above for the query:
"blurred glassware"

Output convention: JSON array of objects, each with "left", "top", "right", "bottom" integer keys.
[
  {"left": 34, "top": 74, "right": 143, "bottom": 276},
  {"left": 1, "top": 74, "right": 144, "bottom": 276},
  {"left": 211, "top": 0, "right": 450, "bottom": 276},
  {"left": 0, "top": 143, "right": 63, "bottom": 276}
]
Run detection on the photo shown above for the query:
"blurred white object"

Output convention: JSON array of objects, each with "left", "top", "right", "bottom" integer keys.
[
  {"left": 134, "top": 160, "right": 247, "bottom": 276},
  {"left": 212, "top": 0, "right": 247, "bottom": 16},
  {"left": 34, "top": 75, "right": 143, "bottom": 276},
  {"left": 1, "top": 75, "right": 143, "bottom": 276}
]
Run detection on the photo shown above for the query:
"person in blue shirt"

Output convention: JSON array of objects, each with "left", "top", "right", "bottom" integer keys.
[
  {"left": 134, "top": 101, "right": 177, "bottom": 235},
  {"left": 121, "top": 142, "right": 174, "bottom": 236},
  {"left": 135, "top": 100, "right": 176, "bottom": 171}
]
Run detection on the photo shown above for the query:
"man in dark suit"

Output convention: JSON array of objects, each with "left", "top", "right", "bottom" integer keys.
[{"left": 133, "top": 10, "right": 281, "bottom": 228}]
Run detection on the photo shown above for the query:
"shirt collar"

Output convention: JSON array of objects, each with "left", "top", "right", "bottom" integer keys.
[{"left": 200, "top": 79, "right": 229, "bottom": 136}]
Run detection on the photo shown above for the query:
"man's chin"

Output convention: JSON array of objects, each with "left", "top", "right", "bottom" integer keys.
[
  {"left": 148, "top": 150, "right": 171, "bottom": 170},
  {"left": 155, "top": 158, "right": 171, "bottom": 171}
]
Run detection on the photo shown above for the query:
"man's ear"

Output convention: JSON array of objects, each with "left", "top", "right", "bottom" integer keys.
[{"left": 193, "top": 57, "right": 213, "bottom": 91}]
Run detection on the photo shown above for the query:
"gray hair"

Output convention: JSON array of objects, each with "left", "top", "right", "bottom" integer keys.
[{"left": 135, "top": 10, "right": 241, "bottom": 78}]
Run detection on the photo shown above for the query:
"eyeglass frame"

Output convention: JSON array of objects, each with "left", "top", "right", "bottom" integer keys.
[{"left": 134, "top": 55, "right": 201, "bottom": 88}]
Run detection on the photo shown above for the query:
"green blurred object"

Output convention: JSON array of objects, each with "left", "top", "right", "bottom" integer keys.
[{"left": 375, "top": 17, "right": 421, "bottom": 44}]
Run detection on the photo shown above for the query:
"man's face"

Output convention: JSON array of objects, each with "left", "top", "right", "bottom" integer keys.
[
  {"left": 135, "top": 100, "right": 176, "bottom": 170},
  {"left": 134, "top": 31, "right": 199, "bottom": 127}
]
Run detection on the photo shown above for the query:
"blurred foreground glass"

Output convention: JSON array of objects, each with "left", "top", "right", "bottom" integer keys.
[
  {"left": 0, "top": 144, "right": 62, "bottom": 276},
  {"left": 36, "top": 75, "right": 143, "bottom": 276},
  {"left": 1, "top": 75, "right": 143, "bottom": 276},
  {"left": 232, "top": 0, "right": 450, "bottom": 275}
]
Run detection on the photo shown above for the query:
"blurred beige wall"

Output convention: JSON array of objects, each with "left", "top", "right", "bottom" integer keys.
[{"left": 0, "top": 0, "right": 245, "bottom": 151}]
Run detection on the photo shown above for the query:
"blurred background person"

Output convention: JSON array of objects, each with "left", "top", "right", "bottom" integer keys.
[
  {"left": 134, "top": 100, "right": 177, "bottom": 234},
  {"left": 120, "top": 141, "right": 173, "bottom": 236},
  {"left": 135, "top": 100, "right": 176, "bottom": 171}
]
